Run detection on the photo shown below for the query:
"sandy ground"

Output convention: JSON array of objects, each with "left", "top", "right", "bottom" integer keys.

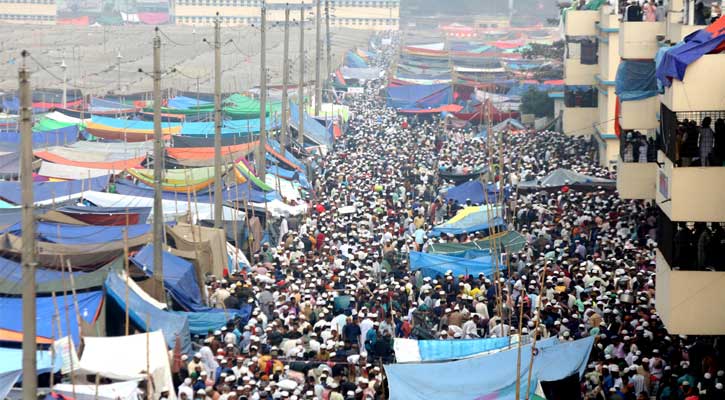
[{"left": 0, "top": 24, "right": 373, "bottom": 97}]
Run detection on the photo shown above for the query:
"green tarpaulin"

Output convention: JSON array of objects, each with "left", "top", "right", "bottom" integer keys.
[
  {"left": 223, "top": 94, "right": 282, "bottom": 119},
  {"left": 34, "top": 117, "right": 80, "bottom": 132},
  {"left": 427, "top": 231, "right": 527, "bottom": 255}
]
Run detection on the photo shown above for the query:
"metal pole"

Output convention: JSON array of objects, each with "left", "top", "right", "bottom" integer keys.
[
  {"left": 325, "top": 0, "right": 331, "bottom": 83},
  {"left": 214, "top": 13, "right": 223, "bottom": 228},
  {"left": 152, "top": 29, "right": 166, "bottom": 302},
  {"left": 298, "top": 4, "right": 305, "bottom": 145},
  {"left": 61, "top": 59, "right": 67, "bottom": 108},
  {"left": 257, "top": 5, "right": 267, "bottom": 181},
  {"left": 281, "top": 5, "right": 290, "bottom": 148},
  {"left": 314, "top": 0, "right": 322, "bottom": 114},
  {"left": 20, "top": 50, "right": 38, "bottom": 400}
]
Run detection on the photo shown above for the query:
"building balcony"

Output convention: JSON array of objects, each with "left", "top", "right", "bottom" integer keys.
[
  {"left": 619, "top": 21, "right": 665, "bottom": 60},
  {"left": 564, "top": 10, "right": 600, "bottom": 37},
  {"left": 616, "top": 157, "right": 657, "bottom": 199},
  {"left": 656, "top": 150, "right": 725, "bottom": 221},
  {"left": 655, "top": 246, "right": 725, "bottom": 335},
  {"left": 619, "top": 97, "right": 659, "bottom": 131},
  {"left": 564, "top": 58, "right": 598, "bottom": 86},
  {"left": 665, "top": 15, "right": 702, "bottom": 44},
  {"left": 662, "top": 54, "right": 725, "bottom": 112}
]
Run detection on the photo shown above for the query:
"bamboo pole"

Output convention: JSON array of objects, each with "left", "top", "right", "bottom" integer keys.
[
  {"left": 525, "top": 265, "right": 548, "bottom": 399},
  {"left": 124, "top": 226, "right": 130, "bottom": 335}
]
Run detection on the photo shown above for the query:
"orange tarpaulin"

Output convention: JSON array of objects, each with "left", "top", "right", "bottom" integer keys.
[
  {"left": 166, "top": 141, "right": 258, "bottom": 161},
  {"left": 0, "top": 328, "right": 54, "bottom": 344},
  {"left": 34, "top": 151, "right": 146, "bottom": 170},
  {"left": 265, "top": 144, "right": 302, "bottom": 171}
]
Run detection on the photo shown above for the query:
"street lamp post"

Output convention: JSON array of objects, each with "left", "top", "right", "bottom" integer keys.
[
  {"left": 60, "top": 59, "right": 67, "bottom": 108},
  {"left": 116, "top": 51, "right": 123, "bottom": 93}
]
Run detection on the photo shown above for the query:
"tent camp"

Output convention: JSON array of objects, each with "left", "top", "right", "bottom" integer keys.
[
  {"left": 427, "top": 231, "right": 527, "bottom": 256},
  {"left": 385, "top": 336, "right": 594, "bottom": 400},
  {"left": 408, "top": 251, "right": 493, "bottom": 279},
  {"left": 78, "top": 331, "right": 177, "bottom": 400},
  {"left": 429, "top": 205, "right": 505, "bottom": 237},
  {"left": 444, "top": 180, "right": 508, "bottom": 205},
  {"left": 517, "top": 168, "right": 615, "bottom": 191},
  {"left": 393, "top": 336, "right": 512, "bottom": 363}
]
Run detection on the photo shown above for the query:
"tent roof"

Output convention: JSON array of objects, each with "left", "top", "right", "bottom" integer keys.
[{"left": 517, "top": 168, "right": 615, "bottom": 189}]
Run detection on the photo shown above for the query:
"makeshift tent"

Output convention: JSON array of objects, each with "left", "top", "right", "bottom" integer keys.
[
  {"left": 0, "top": 347, "right": 62, "bottom": 375},
  {"left": 223, "top": 94, "right": 281, "bottom": 119},
  {"left": 0, "top": 370, "right": 21, "bottom": 399},
  {"left": 430, "top": 205, "right": 505, "bottom": 237},
  {"left": 176, "top": 305, "right": 252, "bottom": 336},
  {"left": 78, "top": 331, "right": 177, "bottom": 400},
  {"left": 0, "top": 256, "right": 119, "bottom": 295},
  {"left": 386, "top": 83, "right": 452, "bottom": 109},
  {"left": 38, "top": 161, "right": 113, "bottom": 180},
  {"left": 52, "top": 380, "right": 141, "bottom": 400},
  {"left": 289, "top": 102, "right": 333, "bottom": 146},
  {"left": 104, "top": 271, "right": 192, "bottom": 354},
  {"left": 168, "top": 95, "right": 212, "bottom": 109},
  {"left": 656, "top": 16, "right": 725, "bottom": 87},
  {"left": 0, "top": 125, "right": 79, "bottom": 147},
  {"left": 0, "top": 175, "right": 108, "bottom": 205},
  {"left": 444, "top": 180, "right": 508, "bottom": 205},
  {"left": 57, "top": 205, "right": 152, "bottom": 226},
  {"left": 408, "top": 251, "right": 493, "bottom": 279},
  {"left": 385, "top": 336, "right": 594, "bottom": 400},
  {"left": 131, "top": 244, "right": 204, "bottom": 312},
  {"left": 344, "top": 50, "right": 368, "bottom": 68},
  {"left": 0, "top": 291, "right": 104, "bottom": 344},
  {"left": 427, "top": 231, "right": 527, "bottom": 255},
  {"left": 517, "top": 168, "right": 615, "bottom": 190},
  {"left": 394, "top": 337, "right": 511, "bottom": 363},
  {"left": 615, "top": 60, "right": 658, "bottom": 101},
  {"left": 339, "top": 66, "right": 382, "bottom": 81},
  {"left": 2, "top": 221, "right": 151, "bottom": 245}
]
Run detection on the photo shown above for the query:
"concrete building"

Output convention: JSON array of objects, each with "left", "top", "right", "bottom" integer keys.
[
  {"left": 651, "top": 0, "right": 725, "bottom": 335},
  {"left": 173, "top": 0, "right": 399, "bottom": 29},
  {"left": 0, "top": 0, "right": 56, "bottom": 24},
  {"left": 561, "top": 6, "right": 621, "bottom": 168}
]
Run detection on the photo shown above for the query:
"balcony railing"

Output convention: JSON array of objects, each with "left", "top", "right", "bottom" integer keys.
[
  {"left": 656, "top": 209, "right": 725, "bottom": 271},
  {"left": 659, "top": 105, "right": 725, "bottom": 167}
]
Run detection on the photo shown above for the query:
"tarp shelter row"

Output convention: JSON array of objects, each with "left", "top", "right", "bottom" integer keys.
[
  {"left": 393, "top": 336, "right": 512, "bottom": 363},
  {"left": 429, "top": 205, "right": 505, "bottom": 237}
]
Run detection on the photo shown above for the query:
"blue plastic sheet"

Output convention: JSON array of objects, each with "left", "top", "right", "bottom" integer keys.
[
  {"left": 344, "top": 51, "right": 368, "bottom": 68},
  {"left": 289, "top": 102, "right": 333, "bottom": 146},
  {"left": 267, "top": 139, "right": 306, "bottom": 171},
  {"left": 131, "top": 244, "right": 203, "bottom": 312},
  {"left": 176, "top": 304, "right": 252, "bottom": 335},
  {"left": 0, "top": 370, "right": 21, "bottom": 398},
  {"left": 0, "top": 348, "right": 62, "bottom": 376},
  {"left": 386, "top": 84, "right": 451, "bottom": 109},
  {"left": 104, "top": 272, "right": 192, "bottom": 354},
  {"left": 0, "top": 291, "right": 104, "bottom": 344},
  {"left": 168, "top": 96, "right": 212, "bottom": 109},
  {"left": 409, "top": 251, "right": 493, "bottom": 279},
  {"left": 0, "top": 125, "right": 79, "bottom": 147},
  {"left": 418, "top": 337, "right": 511, "bottom": 361},
  {"left": 0, "top": 174, "right": 109, "bottom": 205},
  {"left": 656, "top": 25, "right": 725, "bottom": 87},
  {"left": 444, "top": 181, "right": 508, "bottom": 205},
  {"left": 113, "top": 180, "right": 276, "bottom": 204},
  {"left": 615, "top": 60, "right": 658, "bottom": 101},
  {"left": 385, "top": 336, "right": 594, "bottom": 400},
  {"left": 2, "top": 222, "right": 150, "bottom": 245},
  {"left": 0, "top": 256, "right": 89, "bottom": 285}
]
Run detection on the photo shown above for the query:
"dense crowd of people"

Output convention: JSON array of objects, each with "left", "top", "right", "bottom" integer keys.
[{"left": 165, "top": 34, "right": 725, "bottom": 400}]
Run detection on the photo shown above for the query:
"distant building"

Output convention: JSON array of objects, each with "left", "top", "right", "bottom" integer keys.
[{"left": 0, "top": 0, "right": 56, "bottom": 25}]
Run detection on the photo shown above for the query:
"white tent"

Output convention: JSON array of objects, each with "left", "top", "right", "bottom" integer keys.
[
  {"left": 52, "top": 380, "right": 141, "bottom": 400},
  {"left": 38, "top": 161, "right": 112, "bottom": 180},
  {"left": 78, "top": 331, "right": 176, "bottom": 400}
]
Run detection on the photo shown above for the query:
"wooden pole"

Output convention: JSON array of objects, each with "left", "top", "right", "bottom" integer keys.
[
  {"left": 297, "top": 4, "right": 305, "bottom": 145},
  {"left": 281, "top": 5, "right": 290, "bottom": 147},
  {"left": 314, "top": 0, "right": 322, "bottom": 114},
  {"left": 214, "top": 13, "right": 224, "bottom": 228},
  {"left": 152, "top": 28, "right": 166, "bottom": 302},
  {"left": 257, "top": 5, "right": 268, "bottom": 181}
]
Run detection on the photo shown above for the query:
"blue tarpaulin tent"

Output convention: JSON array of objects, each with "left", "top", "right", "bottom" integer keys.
[
  {"left": 409, "top": 251, "right": 493, "bottom": 278},
  {"left": 386, "top": 84, "right": 452, "bottom": 109},
  {"left": 168, "top": 96, "right": 212, "bottom": 109},
  {"left": 616, "top": 60, "right": 658, "bottom": 101},
  {"left": 0, "top": 174, "right": 109, "bottom": 205},
  {"left": 0, "top": 291, "right": 104, "bottom": 344},
  {"left": 131, "top": 244, "right": 204, "bottom": 312},
  {"left": 2, "top": 222, "right": 150, "bottom": 245},
  {"left": 0, "top": 370, "right": 21, "bottom": 398},
  {"left": 0, "top": 348, "right": 62, "bottom": 376},
  {"left": 444, "top": 180, "right": 508, "bottom": 205},
  {"left": 385, "top": 336, "right": 595, "bottom": 400},
  {"left": 104, "top": 272, "right": 192, "bottom": 354},
  {"left": 175, "top": 305, "right": 252, "bottom": 335},
  {"left": 113, "top": 180, "right": 277, "bottom": 204},
  {"left": 0, "top": 125, "right": 79, "bottom": 147},
  {"left": 289, "top": 102, "right": 333, "bottom": 146}
]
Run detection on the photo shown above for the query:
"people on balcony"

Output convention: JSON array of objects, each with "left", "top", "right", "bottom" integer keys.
[
  {"left": 699, "top": 117, "right": 715, "bottom": 166},
  {"left": 622, "top": 131, "right": 657, "bottom": 163},
  {"left": 673, "top": 221, "right": 725, "bottom": 270},
  {"left": 625, "top": 0, "right": 644, "bottom": 21},
  {"left": 643, "top": 0, "right": 657, "bottom": 21}
]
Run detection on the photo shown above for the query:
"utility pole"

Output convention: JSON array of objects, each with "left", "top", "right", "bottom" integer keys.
[
  {"left": 60, "top": 59, "right": 67, "bottom": 108},
  {"left": 314, "top": 0, "right": 322, "bottom": 114},
  {"left": 256, "top": 5, "right": 267, "bottom": 181},
  {"left": 325, "top": 0, "right": 331, "bottom": 82},
  {"left": 213, "top": 13, "right": 223, "bottom": 228},
  {"left": 19, "top": 49, "right": 37, "bottom": 400},
  {"left": 298, "top": 4, "right": 305, "bottom": 145},
  {"left": 117, "top": 50, "right": 122, "bottom": 93},
  {"left": 152, "top": 28, "right": 165, "bottom": 302},
  {"left": 280, "top": 5, "right": 290, "bottom": 148}
]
